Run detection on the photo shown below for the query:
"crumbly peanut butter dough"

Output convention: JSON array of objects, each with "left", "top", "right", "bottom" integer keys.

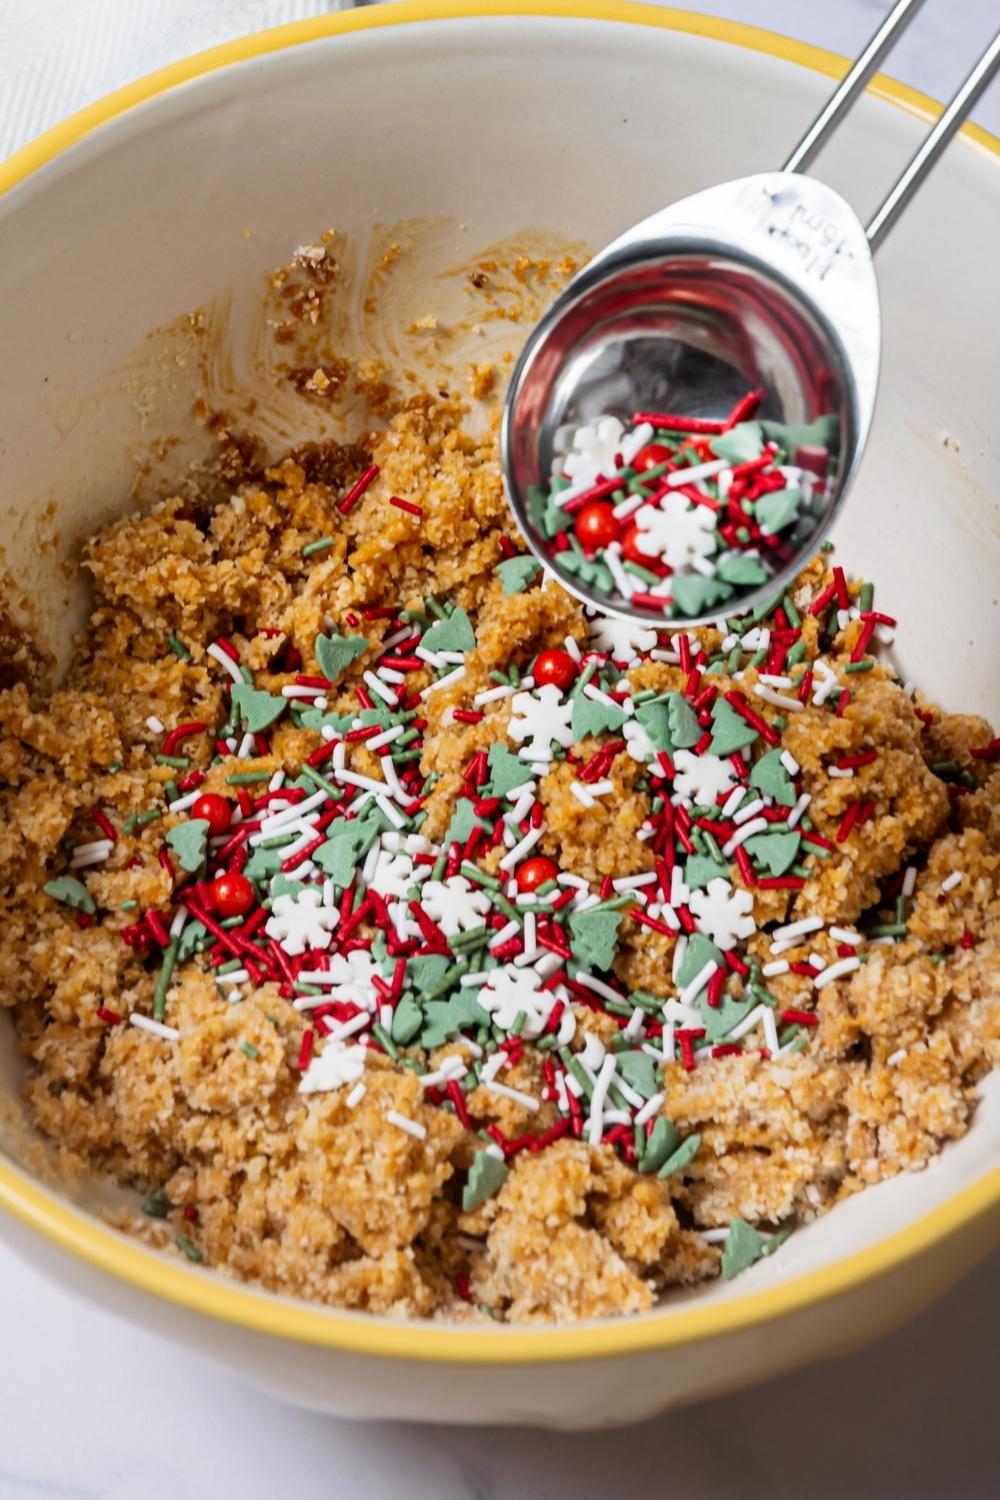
[{"left": 2, "top": 395, "right": 998, "bottom": 1324}]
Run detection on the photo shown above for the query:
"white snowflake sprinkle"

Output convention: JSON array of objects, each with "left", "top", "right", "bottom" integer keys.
[
  {"left": 561, "top": 415, "right": 626, "bottom": 488},
  {"left": 265, "top": 888, "right": 339, "bottom": 956},
  {"left": 478, "top": 967, "right": 553, "bottom": 1036},
  {"left": 586, "top": 612, "right": 658, "bottom": 662},
  {"left": 689, "top": 878, "right": 756, "bottom": 950},
  {"left": 673, "top": 749, "right": 738, "bottom": 805},
  {"left": 419, "top": 875, "right": 492, "bottom": 936},
  {"left": 507, "top": 683, "right": 574, "bottom": 760},
  {"left": 633, "top": 493, "right": 718, "bottom": 569}
]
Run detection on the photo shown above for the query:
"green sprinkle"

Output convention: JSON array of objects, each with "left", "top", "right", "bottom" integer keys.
[
  {"left": 372, "top": 1023, "right": 399, "bottom": 1059},
  {"left": 156, "top": 753, "right": 191, "bottom": 769},
  {"left": 175, "top": 1235, "right": 204, "bottom": 1264},
  {"left": 303, "top": 536, "right": 335, "bottom": 556},
  {"left": 843, "top": 660, "right": 874, "bottom": 674},
  {"left": 153, "top": 942, "right": 179, "bottom": 1021},
  {"left": 163, "top": 780, "right": 180, "bottom": 804},
  {"left": 142, "top": 1188, "right": 170, "bottom": 1218},
  {"left": 240, "top": 1041, "right": 260, "bottom": 1060},
  {"left": 119, "top": 899, "right": 138, "bottom": 912},
  {"left": 165, "top": 818, "right": 210, "bottom": 873},
  {"left": 866, "top": 922, "right": 908, "bottom": 939},
  {"left": 859, "top": 581, "right": 874, "bottom": 612},
  {"left": 657, "top": 1133, "right": 701, "bottom": 1178},
  {"left": 820, "top": 539, "right": 835, "bottom": 552},
  {"left": 167, "top": 634, "right": 191, "bottom": 661},
  {"left": 721, "top": 1217, "right": 768, "bottom": 1279},
  {"left": 44, "top": 875, "right": 96, "bottom": 915},
  {"left": 226, "top": 770, "right": 270, "bottom": 785},
  {"left": 298, "top": 763, "right": 339, "bottom": 799},
  {"left": 463, "top": 1150, "right": 509, "bottom": 1212},
  {"left": 931, "top": 759, "right": 960, "bottom": 777},
  {"left": 105, "top": 761, "right": 124, "bottom": 774}
]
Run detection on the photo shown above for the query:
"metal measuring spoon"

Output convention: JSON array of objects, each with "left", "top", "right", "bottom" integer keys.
[{"left": 501, "top": 0, "right": 1000, "bottom": 627}]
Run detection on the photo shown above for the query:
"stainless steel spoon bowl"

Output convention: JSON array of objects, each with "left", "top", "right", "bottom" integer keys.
[{"left": 501, "top": 0, "right": 1000, "bottom": 627}]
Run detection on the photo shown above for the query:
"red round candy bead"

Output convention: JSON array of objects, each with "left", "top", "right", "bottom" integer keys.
[
  {"left": 632, "top": 443, "right": 674, "bottom": 473},
  {"left": 191, "top": 792, "right": 233, "bottom": 836},
  {"left": 516, "top": 855, "right": 559, "bottom": 894},
  {"left": 533, "top": 648, "right": 577, "bottom": 691},
  {"left": 574, "top": 500, "right": 620, "bottom": 553},
  {"left": 211, "top": 871, "right": 254, "bottom": 918}
]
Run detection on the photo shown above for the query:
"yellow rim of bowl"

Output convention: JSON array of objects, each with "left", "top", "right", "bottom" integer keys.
[{"left": 1, "top": 0, "right": 999, "bottom": 1365}]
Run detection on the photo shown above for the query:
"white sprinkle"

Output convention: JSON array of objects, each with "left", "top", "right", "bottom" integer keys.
[
  {"left": 754, "top": 685, "right": 803, "bottom": 712},
  {"left": 612, "top": 491, "right": 644, "bottom": 521},
  {"left": 780, "top": 750, "right": 800, "bottom": 776},
  {"left": 603, "top": 542, "right": 636, "bottom": 600},
  {"left": 787, "top": 792, "right": 812, "bottom": 829},
  {"left": 583, "top": 682, "right": 621, "bottom": 711},
  {"left": 167, "top": 791, "right": 202, "bottom": 813},
  {"left": 633, "top": 1091, "right": 666, "bottom": 1127},
  {"left": 335, "top": 768, "right": 390, "bottom": 797},
  {"left": 345, "top": 1082, "right": 367, "bottom": 1108},
  {"left": 474, "top": 683, "right": 516, "bottom": 706},
  {"left": 901, "top": 865, "right": 918, "bottom": 898},
  {"left": 145, "top": 715, "right": 165, "bottom": 734},
  {"left": 420, "top": 664, "right": 466, "bottom": 699},
  {"left": 623, "top": 1007, "right": 646, "bottom": 1042},
  {"left": 282, "top": 685, "right": 325, "bottom": 699},
  {"left": 587, "top": 779, "right": 615, "bottom": 798},
  {"left": 130, "top": 1014, "right": 180, "bottom": 1041},
  {"left": 701, "top": 1227, "right": 731, "bottom": 1244},
  {"left": 363, "top": 670, "right": 398, "bottom": 706},
  {"left": 326, "top": 1013, "right": 373, "bottom": 1042},
  {"left": 814, "top": 956, "right": 861, "bottom": 989},
  {"left": 721, "top": 787, "right": 746, "bottom": 818},
  {"left": 574, "top": 971, "right": 624, "bottom": 1006},
  {"left": 587, "top": 1053, "right": 619, "bottom": 1144},
  {"left": 887, "top": 1048, "right": 908, "bottom": 1067},
  {"left": 168, "top": 909, "right": 188, "bottom": 940},
  {"left": 488, "top": 919, "right": 521, "bottom": 950},
  {"left": 678, "top": 959, "right": 719, "bottom": 1008},
  {"left": 672, "top": 933, "right": 688, "bottom": 984},
  {"left": 558, "top": 872, "right": 589, "bottom": 890},
  {"left": 206, "top": 645, "right": 244, "bottom": 687},
  {"left": 829, "top": 926, "right": 862, "bottom": 946},
  {"left": 722, "top": 817, "right": 769, "bottom": 857},
  {"left": 485, "top": 1081, "right": 540, "bottom": 1113},
  {"left": 828, "top": 766, "right": 855, "bottom": 779},
  {"left": 613, "top": 871, "right": 658, "bottom": 892},
  {"left": 570, "top": 780, "right": 596, "bottom": 808},
  {"left": 385, "top": 1109, "right": 427, "bottom": 1140},
  {"left": 563, "top": 636, "right": 582, "bottom": 662},
  {"left": 375, "top": 794, "right": 407, "bottom": 830},
  {"left": 376, "top": 666, "right": 406, "bottom": 685},
  {"left": 732, "top": 798, "right": 766, "bottom": 827},
  {"left": 216, "top": 969, "right": 249, "bottom": 987},
  {"left": 762, "top": 959, "right": 790, "bottom": 978},
  {"left": 498, "top": 824, "right": 543, "bottom": 871},
  {"left": 940, "top": 870, "right": 963, "bottom": 894},
  {"left": 758, "top": 673, "right": 794, "bottom": 690},
  {"left": 665, "top": 457, "right": 728, "bottom": 487},
  {"left": 772, "top": 915, "right": 824, "bottom": 943}
]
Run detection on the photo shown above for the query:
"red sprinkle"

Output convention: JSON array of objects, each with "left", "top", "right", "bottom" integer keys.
[
  {"left": 338, "top": 463, "right": 379, "bottom": 515},
  {"left": 389, "top": 495, "right": 422, "bottom": 517}
]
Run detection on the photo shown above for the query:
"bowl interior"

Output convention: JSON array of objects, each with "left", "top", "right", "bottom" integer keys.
[{"left": 1, "top": 8, "right": 998, "bottom": 1330}]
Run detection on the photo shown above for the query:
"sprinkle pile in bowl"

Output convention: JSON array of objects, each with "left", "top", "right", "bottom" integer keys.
[
  {"left": 2, "top": 391, "right": 998, "bottom": 1324},
  {"left": 530, "top": 389, "right": 835, "bottom": 618}
]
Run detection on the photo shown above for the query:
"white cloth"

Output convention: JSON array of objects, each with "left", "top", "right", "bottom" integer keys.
[{"left": 0, "top": 0, "right": 355, "bottom": 160}]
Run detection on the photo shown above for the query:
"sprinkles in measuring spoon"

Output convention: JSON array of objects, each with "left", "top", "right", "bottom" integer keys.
[{"left": 534, "top": 390, "right": 837, "bottom": 618}]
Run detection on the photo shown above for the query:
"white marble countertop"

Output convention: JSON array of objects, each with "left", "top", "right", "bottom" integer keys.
[{"left": 2, "top": 4, "right": 999, "bottom": 1497}]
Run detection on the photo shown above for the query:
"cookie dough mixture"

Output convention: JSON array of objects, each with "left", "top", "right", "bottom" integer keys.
[{"left": 2, "top": 352, "right": 1000, "bottom": 1326}]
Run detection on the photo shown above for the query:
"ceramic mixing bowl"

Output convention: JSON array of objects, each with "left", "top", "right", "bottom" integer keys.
[{"left": 1, "top": 1, "right": 998, "bottom": 1428}]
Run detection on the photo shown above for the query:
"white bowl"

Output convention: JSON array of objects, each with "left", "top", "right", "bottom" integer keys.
[{"left": 1, "top": 1, "right": 998, "bottom": 1428}]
